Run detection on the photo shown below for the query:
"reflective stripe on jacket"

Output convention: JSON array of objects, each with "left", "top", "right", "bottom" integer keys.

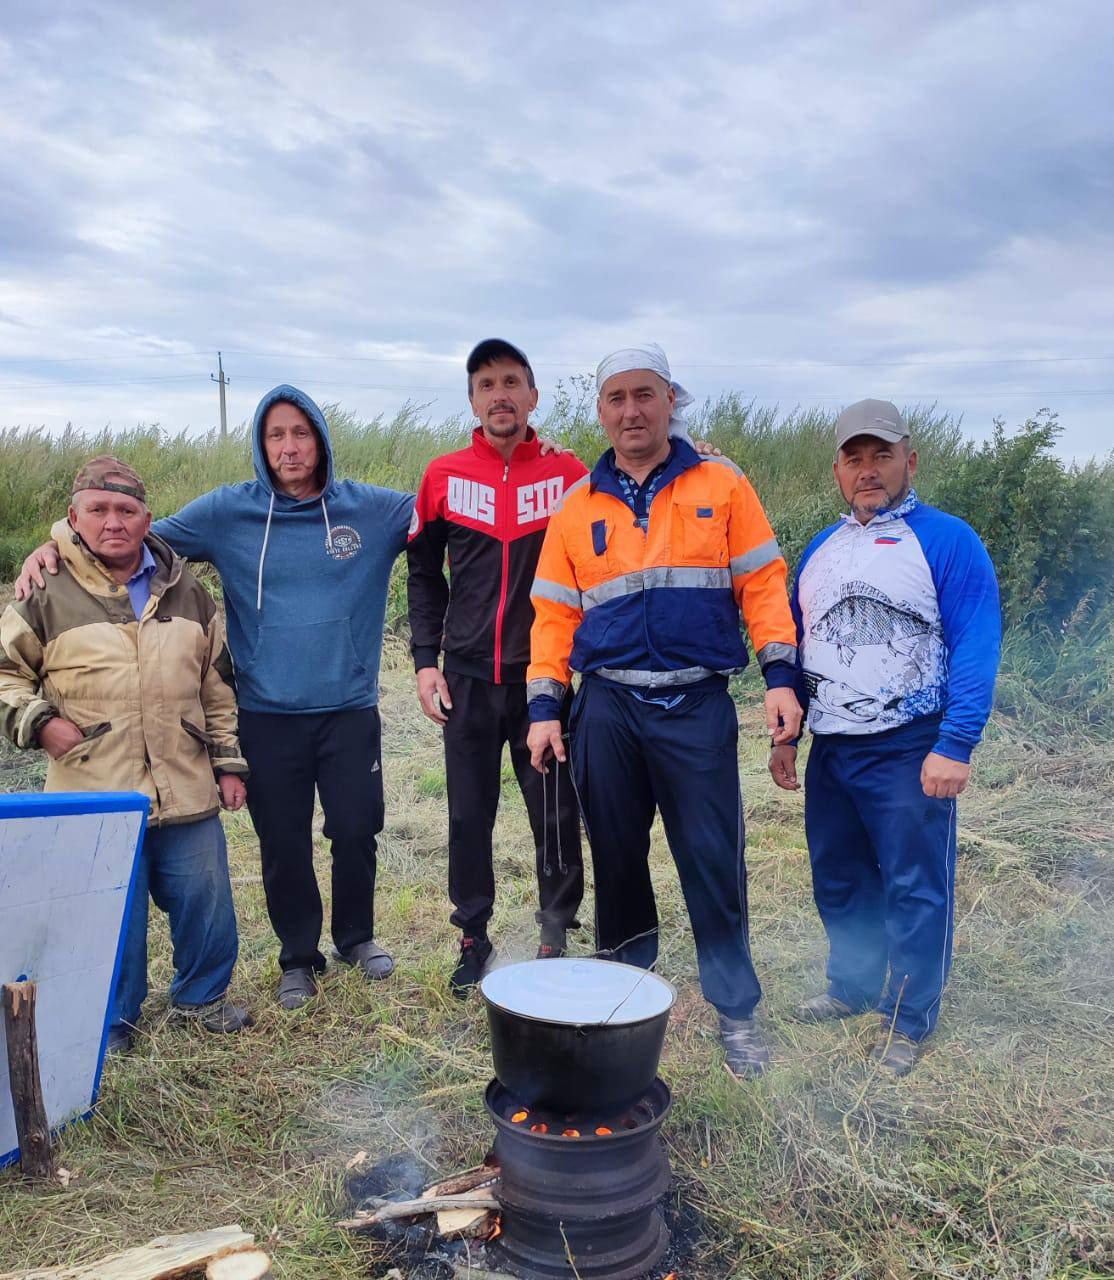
[{"left": 527, "top": 440, "right": 797, "bottom": 711}]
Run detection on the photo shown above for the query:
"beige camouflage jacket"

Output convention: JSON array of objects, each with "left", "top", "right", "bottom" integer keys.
[{"left": 0, "top": 520, "right": 248, "bottom": 826}]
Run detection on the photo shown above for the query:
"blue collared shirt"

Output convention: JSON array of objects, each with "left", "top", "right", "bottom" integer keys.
[{"left": 125, "top": 544, "right": 158, "bottom": 619}]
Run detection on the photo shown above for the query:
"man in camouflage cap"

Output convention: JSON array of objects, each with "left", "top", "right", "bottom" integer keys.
[{"left": 0, "top": 455, "right": 253, "bottom": 1052}]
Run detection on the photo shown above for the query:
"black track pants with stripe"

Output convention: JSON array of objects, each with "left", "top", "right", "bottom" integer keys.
[{"left": 569, "top": 676, "right": 762, "bottom": 1020}]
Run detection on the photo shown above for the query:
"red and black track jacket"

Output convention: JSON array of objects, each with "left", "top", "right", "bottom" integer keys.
[{"left": 407, "top": 428, "right": 588, "bottom": 684}]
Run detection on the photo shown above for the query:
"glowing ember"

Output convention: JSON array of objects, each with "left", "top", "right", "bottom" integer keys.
[
  {"left": 511, "top": 1110, "right": 528, "bottom": 1123},
  {"left": 561, "top": 1128, "right": 581, "bottom": 1138},
  {"left": 662, "top": 1273, "right": 677, "bottom": 1279},
  {"left": 594, "top": 1126, "right": 613, "bottom": 1136},
  {"left": 530, "top": 1122, "right": 549, "bottom": 1133},
  {"left": 489, "top": 1217, "right": 503, "bottom": 1240}
]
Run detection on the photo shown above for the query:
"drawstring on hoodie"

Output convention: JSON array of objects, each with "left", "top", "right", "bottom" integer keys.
[
  {"left": 257, "top": 492, "right": 275, "bottom": 611},
  {"left": 321, "top": 496, "right": 333, "bottom": 552},
  {"left": 256, "top": 492, "right": 334, "bottom": 611}
]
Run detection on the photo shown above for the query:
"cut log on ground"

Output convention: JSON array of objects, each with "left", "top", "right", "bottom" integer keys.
[
  {"left": 2, "top": 981, "right": 55, "bottom": 1181},
  {"left": 0, "top": 1225, "right": 257, "bottom": 1279},
  {"left": 205, "top": 1248, "right": 273, "bottom": 1280}
]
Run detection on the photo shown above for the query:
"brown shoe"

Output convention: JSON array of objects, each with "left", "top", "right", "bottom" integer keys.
[
  {"left": 718, "top": 1014, "right": 770, "bottom": 1078},
  {"left": 870, "top": 1025, "right": 919, "bottom": 1076}
]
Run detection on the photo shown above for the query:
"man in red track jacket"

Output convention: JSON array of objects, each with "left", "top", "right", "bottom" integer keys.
[{"left": 407, "top": 339, "right": 586, "bottom": 993}]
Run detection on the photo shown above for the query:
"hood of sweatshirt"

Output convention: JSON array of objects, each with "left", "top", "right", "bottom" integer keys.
[
  {"left": 148, "top": 383, "right": 415, "bottom": 715},
  {"left": 251, "top": 383, "right": 337, "bottom": 499}
]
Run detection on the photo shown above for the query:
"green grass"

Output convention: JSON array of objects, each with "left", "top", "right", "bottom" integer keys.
[
  {"left": 0, "top": 649, "right": 1111, "bottom": 1278},
  {"left": 0, "top": 402, "right": 1111, "bottom": 1274}
]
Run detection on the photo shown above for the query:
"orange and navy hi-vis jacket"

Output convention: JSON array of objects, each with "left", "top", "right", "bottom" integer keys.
[{"left": 526, "top": 439, "right": 798, "bottom": 720}]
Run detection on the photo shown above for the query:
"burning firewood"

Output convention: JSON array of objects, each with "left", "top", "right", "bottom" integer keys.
[{"left": 336, "top": 1191, "right": 500, "bottom": 1231}]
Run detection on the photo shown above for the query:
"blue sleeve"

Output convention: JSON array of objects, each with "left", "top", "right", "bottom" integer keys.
[
  {"left": 911, "top": 508, "right": 1001, "bottom": 763},
  {"left": 528, "top": 695, "right": 563, "bottom": 723},
  {"left": 151, "top": 489, "right": 224, "bottom": 562},
  {"left": 389, "top": 490, "right": 417, "bottom": 555}
]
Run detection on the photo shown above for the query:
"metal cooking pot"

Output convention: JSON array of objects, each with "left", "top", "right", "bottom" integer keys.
[{"left": 480, "top": 958, "right": 676, "bottom": 1112}]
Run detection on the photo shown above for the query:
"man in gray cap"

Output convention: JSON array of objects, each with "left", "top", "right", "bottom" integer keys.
[{"left": 769, "top": 400, "right": 1001, "bottom": 1074}]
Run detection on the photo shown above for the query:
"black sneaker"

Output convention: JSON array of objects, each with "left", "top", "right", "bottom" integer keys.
[
  {"left": 449, "top": 936, "right": 494, "bottom": 997},
  {"left": 536, "top": 923, "right": 567, "bottom": 959}
]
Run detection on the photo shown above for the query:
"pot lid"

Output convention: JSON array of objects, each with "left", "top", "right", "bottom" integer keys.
[{"left": 481, "top": 958, "right": 676, "bottom": 1026}]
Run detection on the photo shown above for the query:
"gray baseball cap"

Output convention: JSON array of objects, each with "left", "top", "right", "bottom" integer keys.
[{"left": 834, "top": 399, "right": 909, "bottom": 449}]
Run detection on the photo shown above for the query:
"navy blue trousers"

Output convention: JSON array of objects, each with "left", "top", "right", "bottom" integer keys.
[
  {"left": 804, "top": 715, "right": 958, "bottom": 1041},
  {"left": 569, "top": 678, "right": 762, "bottom": 1021}
]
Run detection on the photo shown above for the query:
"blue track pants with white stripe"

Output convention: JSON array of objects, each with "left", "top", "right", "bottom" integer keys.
[
  {"left": 569, "top": 676, "right": 762, "bottom": 1021},
  {"left": 804, "top": 714, "right": 957, "bottom": 1042}
]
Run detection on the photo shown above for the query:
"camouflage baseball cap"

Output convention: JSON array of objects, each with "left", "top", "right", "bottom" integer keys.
[{"left": 71, "top": 455, "right": 147, "bottom": 503}]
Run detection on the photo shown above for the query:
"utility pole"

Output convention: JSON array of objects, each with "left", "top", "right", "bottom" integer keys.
[{"left": 210, "top": 351, "right": 230, "bottom": 438}]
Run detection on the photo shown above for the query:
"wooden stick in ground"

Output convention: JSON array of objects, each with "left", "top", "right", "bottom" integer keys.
[{"left": 2, "top": 981, "right": 55, "bottom": 1181}]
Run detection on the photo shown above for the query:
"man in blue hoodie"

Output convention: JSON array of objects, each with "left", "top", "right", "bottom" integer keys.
[{"left": 17, "top": 387, "right": 415, "bottom": 1011}]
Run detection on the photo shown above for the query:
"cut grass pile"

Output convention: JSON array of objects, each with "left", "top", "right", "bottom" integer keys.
[{"left": 0, "top": 639, "right": 1111, "bottom": 1278}]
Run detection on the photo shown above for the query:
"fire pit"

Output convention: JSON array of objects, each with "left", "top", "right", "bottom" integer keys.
[
  {"left": 484, "top": 1077, "right": 672, "bottom": 1278},
  {"left": 479, "top": 959, "right": 677, "bottom": 1279}
]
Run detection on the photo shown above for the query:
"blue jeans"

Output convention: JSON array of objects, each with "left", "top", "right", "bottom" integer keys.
[{"left": 112, "top": 815, "right": 239, "bottom": 1029}]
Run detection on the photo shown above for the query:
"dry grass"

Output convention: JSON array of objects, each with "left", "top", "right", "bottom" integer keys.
[{"left": 1, "top": 643, "right": 1112, "bottom": 1278}]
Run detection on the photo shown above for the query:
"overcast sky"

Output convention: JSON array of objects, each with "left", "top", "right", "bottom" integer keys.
[{"left": 1, "top": 1, "right": 1110, "bottom": 458}]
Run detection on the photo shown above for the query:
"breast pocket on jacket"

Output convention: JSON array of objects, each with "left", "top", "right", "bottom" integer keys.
[{"left": 671, "top": 503, "right": 729, "bottom": 565}]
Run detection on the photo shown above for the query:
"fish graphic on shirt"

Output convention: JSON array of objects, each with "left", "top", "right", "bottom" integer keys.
[
  {"left": 803, "top": 672, "right": 901, "bottom": 724},
  {"left": 809, "top": 580, "right": 937, "bottom": 668}
]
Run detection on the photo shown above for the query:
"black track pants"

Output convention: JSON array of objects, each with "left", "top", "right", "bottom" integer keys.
[
  {"left": 239, "top": 706, "right": 384, "bottom": 972},
  {"left": 442, "top": 671, "right": 583, "bottom": 937},
  {"left": 569, "top": 677, "right": 762, "bottom": 1021}
]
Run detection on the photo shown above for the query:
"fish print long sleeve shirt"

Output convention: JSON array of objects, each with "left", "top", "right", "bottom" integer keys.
[{"left": 790, "top": 490, "right": 1001, "bottom": 763}]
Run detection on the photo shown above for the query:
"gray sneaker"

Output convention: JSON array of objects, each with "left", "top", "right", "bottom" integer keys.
[
  {"left": 171, "top": 1000, "right": 254, "bottom": 1033},
  {"left": 794, "top": 992, "right": 857, "bottom": 1023},
  {"left": 276, "top": 967, "right": 318, "bottom": 1010},
  {"left": 718, "top": 1014, "right": 770, "bottom": 1078},
  {"left": 337, "top": 939, "right": 395, "bottom": 981}
]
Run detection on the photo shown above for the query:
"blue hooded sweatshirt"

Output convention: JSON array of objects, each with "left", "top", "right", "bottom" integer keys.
[{"left": 153, "top": 385, "right": 415, "bottom": 715}]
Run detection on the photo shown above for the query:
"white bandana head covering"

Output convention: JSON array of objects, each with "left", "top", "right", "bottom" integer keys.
[{"left": 595, "top": 343, "right": 694, "bottom": 443}]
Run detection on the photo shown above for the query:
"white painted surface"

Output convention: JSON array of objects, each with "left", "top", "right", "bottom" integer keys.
[{"left": 0, "top": 797, "right": 146, "bottom": 1165}]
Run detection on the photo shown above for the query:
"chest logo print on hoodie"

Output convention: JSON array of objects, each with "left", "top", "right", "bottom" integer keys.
[{"left": 326, "top": 525, "right": 362, "bottom": 561}]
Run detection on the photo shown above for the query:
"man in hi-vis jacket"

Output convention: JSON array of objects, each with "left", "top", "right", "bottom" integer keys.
[{"left": 526, "top": 344, "right": 802, "bottom": 1078}]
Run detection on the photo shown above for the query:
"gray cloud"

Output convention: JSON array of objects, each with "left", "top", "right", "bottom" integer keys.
[{"left": 0, "top": 0, "right": 1109, "bottom": 457}]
